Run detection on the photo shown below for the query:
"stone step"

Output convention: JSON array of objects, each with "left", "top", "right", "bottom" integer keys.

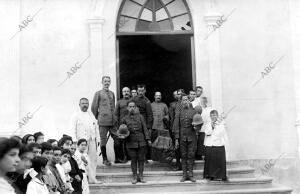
[
  {"left": 121, "top": 184, "right": 292, "bottom": 194},
  {"left": 97, "top": 166, "right": 255, "bottom": 183},
  {"left": 97, "top": 160, "right": 240, "bottom": 173},
  {"left": 90, "top": 176, "right": 279, "bottom": 194}
]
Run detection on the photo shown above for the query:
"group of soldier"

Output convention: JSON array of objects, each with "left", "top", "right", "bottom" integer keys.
[{"left": 86, "top": 75, "right": 227, "bottom": 184}]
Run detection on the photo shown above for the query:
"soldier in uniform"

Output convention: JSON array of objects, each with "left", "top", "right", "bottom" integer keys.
[
  {"left": 132, "top": 84, "right": 153, "bottom": 160},
  {"left": 121, "top": 101, "right": 151, "bottom": 184},
  {"left": 169, "top": 90, "right": 179, "bottom": 129},
  {"left": 91, "top": 76, "right": 116, "bottom": 166},
  {"left": 151, "top": 91, "right": 169, "bottom": 142},
  {"left": 114, "top": 87, "right": 131, "bottom": 163},
  {"left": 174, "top": 95, "right": 197, "bottom": 182}
]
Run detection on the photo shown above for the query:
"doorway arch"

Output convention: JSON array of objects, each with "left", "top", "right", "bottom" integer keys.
[{"left": 116, "top": 0, "right": 195, "bottom": 104}]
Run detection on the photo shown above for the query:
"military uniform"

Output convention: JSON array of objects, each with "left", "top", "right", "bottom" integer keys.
[
  {"left": 169, "top": 101, "right": 178, "bottom": 131},
  {"left": 132, "top": 95, "right": 153, "bottom": 160},
  {"left": 132, "top": 96, "right": 153, "bottom": 129},
  {"left": 91, "top": 89, "right": 116, "bottom": 165},
  {"left": 114, "top": 98, "right": 130, "bottom": 162},
  {"left": 151, "top": 102, "right": 169, "bottom": 142},
  {"left": 169, "top": 101, "right": 181, "bottom": 169},
  {"left": 121, "top": 112, "right": 150, "bottom": 183},
  {"left": 174, "top": 106, "right": 197, "bottom": 181}
]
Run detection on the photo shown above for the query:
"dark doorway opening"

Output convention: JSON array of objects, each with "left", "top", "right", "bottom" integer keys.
[{"left": 118, "top": 35, "right": 194, "bottom": 105}]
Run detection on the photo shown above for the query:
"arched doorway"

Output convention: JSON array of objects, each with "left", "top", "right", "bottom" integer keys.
[{"left": 116, "top": 0, "right": 195, "bottom": 104}]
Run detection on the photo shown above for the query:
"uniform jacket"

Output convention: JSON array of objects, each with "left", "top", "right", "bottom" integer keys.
[
  {"left": 114, "top": 98, "right": 130, "bottom": 127},
  {"left": 121, "top": 112, "right": 150, "bottom": 148},
  {"left": 151, "top": 102, "right": 169, "bottom": 130},
  {"left": 91, "top": 89, "right": 115, "bottom": 126},
  {"left": 174, "top": 106, "right": 197, "bottom": 142},
  {"left": 169, "top": 101, "right": 178, "bottom": 131},
  {"left": 132, "top": 96, "right": 153, "bottom": 129}
]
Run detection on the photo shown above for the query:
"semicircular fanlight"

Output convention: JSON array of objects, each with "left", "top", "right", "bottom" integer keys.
[{"left": 117, "top": 0, "right": 193, "bottom": 33}]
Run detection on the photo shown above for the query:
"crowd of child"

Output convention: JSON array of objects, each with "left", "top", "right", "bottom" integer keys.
[{"left": 0, "top": 131, "right": 95, "bottom": 194}]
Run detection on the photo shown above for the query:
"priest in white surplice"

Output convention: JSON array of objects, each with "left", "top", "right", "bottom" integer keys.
[{"left": 69, "top": 97, "right": 100, "bottom": 183}]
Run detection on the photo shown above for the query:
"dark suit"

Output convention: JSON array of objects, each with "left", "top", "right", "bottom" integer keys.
[{"left": 69, "top": 157, "right": 83, "bottom": 193}]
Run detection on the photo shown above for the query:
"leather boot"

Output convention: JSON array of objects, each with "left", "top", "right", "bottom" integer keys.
[
  {"left": 131, "top": 175, "right": 138, "bottom": 184},
  {"left": 114, "top": 143, "right": 122, "bottom": 163},
  {"left": 180, "top": 160, "right": 187, "bottom": 182},
  {"left": 188, "top": 160, "right": 196, "bottom": 182},
  {"left": 101, "top": 146, "right": 111, "bottom": 166},
  {"left": 138, "top": 161, "right": 146, "bottom": 183},
  {"left": 131, "top": 160, "right": 138, "bottom": 184}
]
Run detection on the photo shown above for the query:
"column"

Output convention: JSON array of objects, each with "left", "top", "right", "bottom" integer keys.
[
  {"left": 204, "top": 11, "right": 224, "bottom": 113},
  {"left": 86, "top": 18, "right": 105, "bottom": 85}
]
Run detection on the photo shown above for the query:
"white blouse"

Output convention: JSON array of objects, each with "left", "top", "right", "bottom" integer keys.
[
  {"left": 0, "top": 177, "right": 16, "bottom": 194},
  {"left": 74, "top": 149, "right": 89, "bottom": 171},
  {"left": 201, "top": 106, "right": 213, "bottom": 125},
  {"left": 203, "top": 121, "right": 228, "bottom": 147},
  {"left": 26, "top": 177, "right": 49, "bottom": 194},
  {"left": 55, "top": 163, "right": 67, "bottom": 183}
]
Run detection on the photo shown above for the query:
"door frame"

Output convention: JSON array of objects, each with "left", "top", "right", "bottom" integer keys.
[{"left": 116, "top": 34, "right": 196, "bottom": 99}]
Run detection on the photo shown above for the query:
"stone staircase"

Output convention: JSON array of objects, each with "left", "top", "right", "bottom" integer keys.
[{"left": 90, "top": 160, "right": 292, "bottom": 194}]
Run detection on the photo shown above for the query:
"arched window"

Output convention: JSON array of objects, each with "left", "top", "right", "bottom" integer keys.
[{"left": 117, "top": 0, "right": 193, "bottom": 33}]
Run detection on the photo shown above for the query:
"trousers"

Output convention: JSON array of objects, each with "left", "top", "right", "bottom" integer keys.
[
  {"left": 127, "top": 146, "right": 147, "bottom": 177},
  {"left": 180, "top": 138, "right": 196, "bottom": 177}
]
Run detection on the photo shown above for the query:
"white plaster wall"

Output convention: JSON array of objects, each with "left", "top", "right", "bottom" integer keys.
[
  {"left": 0, "top": 0, "right": 20, "bottom": 136},
  {"left": 16, "top": 0, "right": 94, "bottom": 139},
  {"left": 215, "top": 0, "right": 298, "bottom": 159}
]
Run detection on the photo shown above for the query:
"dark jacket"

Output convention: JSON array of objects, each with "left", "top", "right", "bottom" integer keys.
[
  {"left": 69, "top": 157, "right": 83, "bottom": 193},
  {"left": 6, "top": 172, "right": 29, "bottom": 194},
  {"left": 91, "top": 89, "right": 115, "bottom": 126},
  {"left": 174, "top": 106, "right": 197, "bottom": 141},
  {"left": 169, "top": 101, "right": 178, "bottom": 131},
  {"left": 121, "top": 113, "right": 150, "bottom": 148},
  {"left": 114, "top": 98, "right": 130, "bottom": 127},
  {"left": 132, "top": 96, "right": 153, "bottom": 129}
]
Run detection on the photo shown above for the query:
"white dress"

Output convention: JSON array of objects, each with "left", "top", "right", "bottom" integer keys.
[
  {"left": 74, "top": 149, "right": 90, "bottom": 194},
  {"left": 61, "top": 161, "right": 74, "bottom": 192},
  {"left": 0, "top": 177, "right": 16, "bottom": 194}
]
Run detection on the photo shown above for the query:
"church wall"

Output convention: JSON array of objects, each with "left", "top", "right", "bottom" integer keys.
[
  {"left": 215, "top": 0, "right": 298, "bottom": 159},
  {"left": 0, "top": 0, "right": 298, "bottom": 160}
]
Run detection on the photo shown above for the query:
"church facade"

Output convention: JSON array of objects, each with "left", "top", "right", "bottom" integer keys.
[{"left": 1, "top": 0, "right": 300, "bottom": 161}]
